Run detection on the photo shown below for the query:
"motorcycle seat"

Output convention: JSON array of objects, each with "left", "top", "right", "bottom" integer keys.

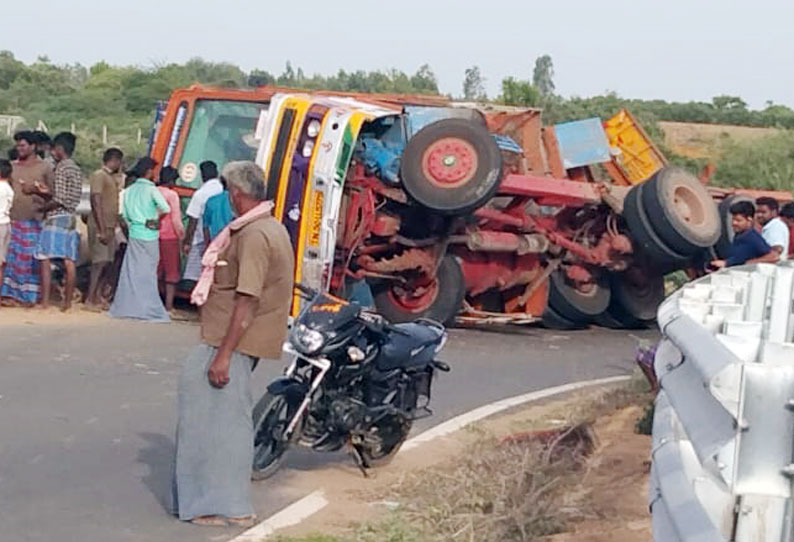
[{"left": 375, "top": 322, "right": 444, "bottom": 371}]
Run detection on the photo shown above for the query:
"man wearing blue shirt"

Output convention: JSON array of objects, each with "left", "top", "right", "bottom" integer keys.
[{"left": 711, "top": 200, "right": 778, "bottom": 269}]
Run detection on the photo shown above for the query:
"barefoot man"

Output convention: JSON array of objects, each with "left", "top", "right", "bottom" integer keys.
[{"left": 34, "top": 132, "right": 82, "bottom": 311}]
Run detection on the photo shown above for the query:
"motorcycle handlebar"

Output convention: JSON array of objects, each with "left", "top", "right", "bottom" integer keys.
[{"left": 294, "top": 283, "right": 318, "bottom": 300}]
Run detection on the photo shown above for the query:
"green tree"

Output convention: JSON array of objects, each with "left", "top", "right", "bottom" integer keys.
[
  {"left": 712, "top": 95, "right": 747, "bottom": 111},
  {"left": 410, "top": 64, "right": 439, "bottom": 93},
  {"left": 499, "top": 77, "right": 539, "bottom": 107},
  {"left": 462, "top": 66, "right": 486, "bottom": 100},
  {"left": 532, "top": 54, "right": 555, "bottom": 97},
  {"left": 0, "top": 51, "right": 25, "bottom": 89},
  {"left": 277, "top": 62, "right": 296, "bottom": 86},
  {"left": 248, "top": 69, "right": 275, "bottom": 87}
]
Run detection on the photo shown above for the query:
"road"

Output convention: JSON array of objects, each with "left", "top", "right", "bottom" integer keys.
[{"left": 0, "top": 312, "right": 656, "bottom": 542}]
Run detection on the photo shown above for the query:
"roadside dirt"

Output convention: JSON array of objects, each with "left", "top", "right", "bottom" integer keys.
[
  {"left": 543, "top": 405, "right": 651, "bottom": 542},
  {"left": 0, "top": 305, "right": 108, "bottom": 326},
  {"left": 274, "top": 385, "right": 652, "bottom": 540},
  {"left": 0, "top": 305, "right": 197, "bottom": 326}
]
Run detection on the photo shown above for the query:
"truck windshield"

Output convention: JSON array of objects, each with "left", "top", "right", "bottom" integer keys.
[{"left": 176, "top": 99, "right": 268, "bottom": 188}]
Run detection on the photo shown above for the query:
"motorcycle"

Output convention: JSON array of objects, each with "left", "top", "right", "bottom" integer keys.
[{"left": 252, "top": 284, "right": 449, "bottom": 479}]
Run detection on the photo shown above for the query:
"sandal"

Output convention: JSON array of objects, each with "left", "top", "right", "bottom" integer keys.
[
  {"left": 227, "top": 515, "right": 257, "bottom": 527},
  {"left": 189, "top": 515, "right": 230, "bottom": 527}
]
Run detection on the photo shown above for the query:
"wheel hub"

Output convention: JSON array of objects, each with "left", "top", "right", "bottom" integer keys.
[
  {"left": 387, "top": 281, "right": 440, "bottom": 313},
  {"left": 421, "top": 137, "right": 478, "bottom": 187},
  {"left": 673, "top": 185, "right": 705, "bottom": 226}
]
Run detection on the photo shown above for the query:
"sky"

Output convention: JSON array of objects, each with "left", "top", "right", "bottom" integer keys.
[{"left": 5, "top": 0, "right": 794, "bottom": 109}]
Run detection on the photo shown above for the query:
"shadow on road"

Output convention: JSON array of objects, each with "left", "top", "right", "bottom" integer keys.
[{"left": 138, "top": 432, "right": 176, "bottom": 515}]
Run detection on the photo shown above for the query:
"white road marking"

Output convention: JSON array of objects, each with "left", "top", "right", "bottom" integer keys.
[
  {"left": 229, "top": 373, "right": 631, "bottom": 541},
  {"left": 229, "top": 490, "right": 328, "bottom": 542},
  {"left": 402, "top": 374, "right": 630, "bottom": 451}
]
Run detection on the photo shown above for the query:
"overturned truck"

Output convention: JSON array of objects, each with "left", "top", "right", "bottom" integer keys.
[{"left": 149, "top": 86, "right": 725, "bottom": 329}]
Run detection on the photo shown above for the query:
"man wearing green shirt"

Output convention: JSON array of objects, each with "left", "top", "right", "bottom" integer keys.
[{"left": 109, "top": 157, "right": 171, "bottom": 322}]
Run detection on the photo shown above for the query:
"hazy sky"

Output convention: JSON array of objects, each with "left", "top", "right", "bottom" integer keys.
[{"left": 6, "top": 0, "right": 793, "bottom": 109}]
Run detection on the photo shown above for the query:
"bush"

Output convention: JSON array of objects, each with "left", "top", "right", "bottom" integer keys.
[{"left": 712, "top": 131, "right": 794, "bottom": 191}]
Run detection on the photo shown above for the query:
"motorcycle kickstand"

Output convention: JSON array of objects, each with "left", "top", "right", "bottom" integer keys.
[{"left": 348, "top": 445, "right": 370, "bottom": 478}]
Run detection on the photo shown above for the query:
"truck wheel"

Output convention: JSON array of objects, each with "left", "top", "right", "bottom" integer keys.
[
  {"left": 623, "top": 183, "right": 689, "bottom": 269},
  {"left": 373, "top": 255, "right": 465, "bottom": 325},
  {"left": 641, "top": 167, "right": 720, "bottom": 254},
  {"left": 596, "top": 271, "right": 664, "bottom": 329},
  {"left": 714, "top": 195, "right": 753, "bottom": 259},
  {"left": 400, "top": 119, "right": 502, "bottom": 215},
  {"left": 547, "top": 269, "right": 610, "bottom": 324},
  {"left": 542, "top": 305, "right": 586, "bottom": 330}
]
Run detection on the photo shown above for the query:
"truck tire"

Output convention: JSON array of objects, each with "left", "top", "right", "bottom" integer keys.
[
  {"left": 547, "top": 269, "right": 610, "bottom": 324},
  {"left": 400, "top": 119, "right": 502, "bottom": 215},
  {"left": 641, "top": 167, "right": 720, "bottom": 254},
  {"left": 596, "top": 271, "right": 665, "bottom": 329},
  {"left": 714, "top": 195, "right": 753, "bottom": 259},
  {"left": 623, "top": 183, "right": 689, "bottom": 269},
  {"left": 542, "top": 305, "right": 586, "bottom": 330},
  {"left": 373, "top": 255, "right": 465, "bottom": 325}
]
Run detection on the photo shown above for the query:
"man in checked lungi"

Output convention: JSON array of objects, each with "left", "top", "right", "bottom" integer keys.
[{"left": 32, "top": 132, "right": 83, "bottom": 311}]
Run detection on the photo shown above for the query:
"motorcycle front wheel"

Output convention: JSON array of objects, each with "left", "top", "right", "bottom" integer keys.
[
  {"left": 356, "top": 414, "right": 413, "bottom": 468},
  {"left": 251, "top": 391, "right": 298, "bottom": 480}
]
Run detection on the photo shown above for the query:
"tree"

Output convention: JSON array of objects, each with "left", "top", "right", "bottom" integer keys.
[
  {"left": 712, "top": 95, "right": 747, "bottom": 111},
  {"left": 277, "top": 62, "right": 296, "bottom": 86},
  {"left": 462, "top": 66, "right": 486, "bottom": 100},
  {"left": 410, "top": 64, "right": 439, "bottom": 94},
  {"left": 0, "top": 51, "right": 25, "bottom": 89},
  {"left": 499, "top": 77, "right": 539, "bottom": 107},
  {"left": 532, "top": 54, "right": 555, "bottom": 97},
  {"left": 248, "top": 69, "right": 275, "bottom": 87}
]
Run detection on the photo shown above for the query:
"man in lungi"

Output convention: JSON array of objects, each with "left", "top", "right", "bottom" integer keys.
[
  {"left": 173, "top": 161, "right": 293, "bottom": 527},
  {"left": 34, "top": 132, "right": 82, "bottom": 311},
  {"left": 0, "top": 131, "right": 53, "bottom": 306},
  {"left": 109, "top": 158, "right": 171, "bottom": 322}
]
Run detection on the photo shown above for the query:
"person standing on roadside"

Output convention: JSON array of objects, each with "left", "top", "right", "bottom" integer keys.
[
  {"left": 157, "top": 166, "right": 184, "bottom": 313},
  {"left": 202, "top": 178, "right": 233, "bottom": 243},
  {"left": 756, "top": 197, "right": 789, "bottom": 261},
  {"left": 173, "top": 161, "right": 293, "bottom": 527},
  {"left": 34, "top": 132, "right": 83, "bottom": 311},
  {"left": 182, "top": 161, "right": 222, "bottom": 284},
  {"left": 0, "top": 131, "right": 53, "bottom": 306},
  {"left": 109, "top": 158, "right": 171, "bottom": 322},
  {"left": 32, "top": 131, "right": 53, "bottom": 165},
  {"left": 0, "top": 160, "right": 14, "bottom": 285},
  {"left": 86, "top": 148, "right": 124, "bottom": 309},
  {"left": 780, "top": 202, "right": 794, "bottom": 259}
]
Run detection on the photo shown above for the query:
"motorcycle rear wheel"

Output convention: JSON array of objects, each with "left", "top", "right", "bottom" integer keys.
[
  {"left": 251, "top": 391, "right": 298, "bottom": 481},
  {"left": 356, "top": 414, "right": 413, "bottom": 468}
]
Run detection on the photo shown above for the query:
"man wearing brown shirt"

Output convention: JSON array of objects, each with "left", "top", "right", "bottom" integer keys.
[
  {"left": 0, "top": 131, "right": 53, "bottom": 306},
  {"left": 173, "top": 161, "right": 293, "bottom": 526},
  {"left": 86, "top": 147, "right": 124, "bottom": 307}
]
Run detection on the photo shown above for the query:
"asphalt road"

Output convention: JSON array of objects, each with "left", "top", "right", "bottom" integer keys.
[{"left": 0, "top": 315, "right": 657, "bottom": 542}]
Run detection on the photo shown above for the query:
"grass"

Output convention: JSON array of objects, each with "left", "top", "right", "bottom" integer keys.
[{"left": 277, "top": 375, "right": 653, "bottom": 542}]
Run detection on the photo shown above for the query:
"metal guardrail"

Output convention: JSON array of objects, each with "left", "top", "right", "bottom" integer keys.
[{"left": 650, "top": 262, "right": 794, "bottom": 542}]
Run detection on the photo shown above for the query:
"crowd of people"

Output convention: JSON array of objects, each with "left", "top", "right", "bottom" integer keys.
[
  {"left": 1, "top": 131, "right": 296, "bottom": 526},
  {"left": 0, "top": 130, "right": 236, "bottom": 319},
  {"left": 710, "top": 196, "right": 794, "bottom": 269},
  {"left": 0, "top": 130, "right": 82, "bottom": 311}
]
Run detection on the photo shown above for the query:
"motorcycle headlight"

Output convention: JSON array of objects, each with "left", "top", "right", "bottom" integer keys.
[{"left": 291, "top": 323, "right": 326, "bottom": 355}]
